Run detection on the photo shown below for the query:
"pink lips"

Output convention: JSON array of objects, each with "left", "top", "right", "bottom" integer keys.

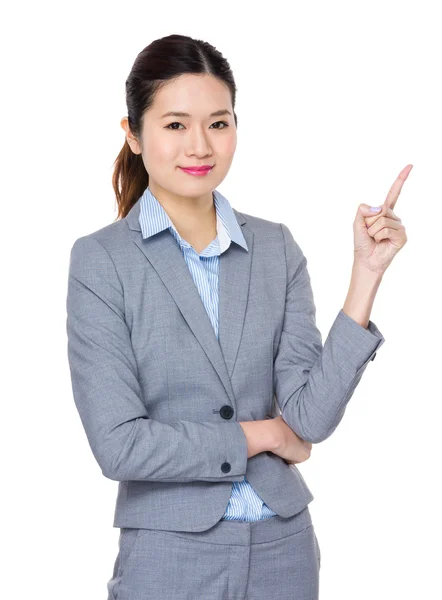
[{"left": 179, "top": 166, "right": 213, "bottom": 176}]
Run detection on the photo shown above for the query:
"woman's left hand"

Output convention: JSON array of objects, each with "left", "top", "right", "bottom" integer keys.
[{"left": 353, "top": 164, "right": 413, "bottom": 276}]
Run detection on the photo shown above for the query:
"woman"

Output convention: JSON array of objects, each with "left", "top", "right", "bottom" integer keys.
[{"left": 66, "top": 33, "right": 410, "bottom": 600}]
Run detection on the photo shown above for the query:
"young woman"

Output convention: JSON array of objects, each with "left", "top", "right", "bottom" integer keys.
[{"left": 66, "top": 33, "right": 410, "bottom": 600}]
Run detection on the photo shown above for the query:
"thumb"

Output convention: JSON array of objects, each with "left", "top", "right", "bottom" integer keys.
[{"left": 357, "top": 203, "right": 383, "bottom": 228}]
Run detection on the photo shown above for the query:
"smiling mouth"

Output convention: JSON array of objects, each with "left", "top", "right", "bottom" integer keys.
[{"left": 178, "top": 166, "right": 214, "bottom": 177}]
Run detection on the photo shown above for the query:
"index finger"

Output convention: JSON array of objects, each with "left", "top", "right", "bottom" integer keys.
[{"left": 384, "top": 164, "right": 413, "bottom": 210}]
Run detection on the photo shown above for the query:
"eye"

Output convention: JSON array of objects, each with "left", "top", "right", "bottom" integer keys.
[
  {"left": 165, "top": 122, "right": 184, "bottom": 130},
  {"left": 211, "top": 121, "right": 229, "bottom": 129},
  {"left": 165, "top": 121, "right": 229, "bottom": 130}
]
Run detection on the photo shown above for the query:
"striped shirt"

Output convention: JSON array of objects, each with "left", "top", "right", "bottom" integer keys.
[{"left": 138, "top": 185, "right": 277, "bottom": 521}]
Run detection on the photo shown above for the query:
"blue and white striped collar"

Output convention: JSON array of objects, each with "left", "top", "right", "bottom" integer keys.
[{"left": 138, "top": 186, "right": 248, "bottom": 253}]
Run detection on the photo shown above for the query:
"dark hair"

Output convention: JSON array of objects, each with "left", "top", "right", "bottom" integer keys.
[{"left": 112, "top": 34, "right": 238, "bottom": 220}]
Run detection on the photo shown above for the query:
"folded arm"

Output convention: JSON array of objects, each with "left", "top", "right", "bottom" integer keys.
[{"left": 273, "top": 223, "right": 385, "bottom": 444}]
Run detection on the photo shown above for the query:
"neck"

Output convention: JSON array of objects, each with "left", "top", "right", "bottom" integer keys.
[{"left": 148, "top": 183, "right": 217, "bottom": 239}]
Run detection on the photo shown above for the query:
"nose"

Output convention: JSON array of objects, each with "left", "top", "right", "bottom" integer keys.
[{"left": 185, "top": 126, "right": 212, "bottom": 158}]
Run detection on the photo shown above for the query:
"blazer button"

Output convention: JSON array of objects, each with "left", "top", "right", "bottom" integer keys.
[
  {"left": 371, "top": 352, "right": 377, "bottom": 361},
  {"left": 220, "top": 405, "right": 234, "bottom": 419},
  {"left": 221, "top": 462, "right": 231, "bottom": 473}
]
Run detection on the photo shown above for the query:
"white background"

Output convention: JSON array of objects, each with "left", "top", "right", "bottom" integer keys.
[{"left": 2, "top": 1, "right": 441, "bottom": 598}]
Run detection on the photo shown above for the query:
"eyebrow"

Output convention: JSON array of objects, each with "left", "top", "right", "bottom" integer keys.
[{"left": 160, "top": 109, "right": 232, "bottom": 119}]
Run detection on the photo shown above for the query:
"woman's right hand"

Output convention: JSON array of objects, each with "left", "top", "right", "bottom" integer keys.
[{"left": 269, "top": 415, "right": 312, "bottom": 464}]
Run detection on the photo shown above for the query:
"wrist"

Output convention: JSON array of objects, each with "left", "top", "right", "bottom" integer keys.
[
  {"left": 342, "top": 261, "right": 383, "bottom": 328},
  {"left": 239, "top": 420, "right": 279, "bottom": 458},
  {"left": 264, "top": 418, "right": 281, "bottom": 452},
  {"left": 352, "top": 258, "right": 385, "bottom": 281}
]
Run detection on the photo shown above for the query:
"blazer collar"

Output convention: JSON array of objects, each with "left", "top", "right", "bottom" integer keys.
[{"left": 125, "top": 190, "right": 253, "bottom": 412}]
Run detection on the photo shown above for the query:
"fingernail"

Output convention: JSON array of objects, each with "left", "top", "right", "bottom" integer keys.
[{"left": 370, "top": 206, "right": 382, "bottom": 212}]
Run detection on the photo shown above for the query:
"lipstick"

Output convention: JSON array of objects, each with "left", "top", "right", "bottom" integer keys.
[{"left": 179, "top": 166, "right": 213, "bottom": 176}]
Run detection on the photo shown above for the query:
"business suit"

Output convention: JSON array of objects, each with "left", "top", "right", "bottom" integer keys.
[{"left": 66, "top": 185, "right": 385, "bottom": 598}]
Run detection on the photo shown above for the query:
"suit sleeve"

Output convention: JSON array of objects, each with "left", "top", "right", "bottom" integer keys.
[
  {"left": 273, "top": 223, "right": 386, "bottom": 443},
  {"left": 66, "top": 236, "right": 248, "bottom": 482}
]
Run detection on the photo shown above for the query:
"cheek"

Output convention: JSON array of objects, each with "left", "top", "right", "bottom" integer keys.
[
  {"left": 227, "top": 132, "right": 237, "bottom": 154},
  {"left": 144, "top": 134, "right": 180, "bottom": 167},
  {"left": 216, "top": 133, "right": 237, "bottom": 159}
]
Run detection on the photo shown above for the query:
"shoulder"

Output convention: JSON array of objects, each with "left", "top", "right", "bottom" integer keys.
[
  {"left": 67, "top": 219, "right": 133, "bottom": 293},
  {"left": 69, "top": 218, "right": 130, "bottom": 260},
  {"left": 235, "top": 208, "right": 302, "bottom": 252},
  {"left": 234, "top": 209, "right": 283, "bottom": 239}
]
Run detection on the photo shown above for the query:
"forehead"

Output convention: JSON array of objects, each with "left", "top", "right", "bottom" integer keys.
[{"left": 150, "top": 74, "right": 231, "bottom": 113}]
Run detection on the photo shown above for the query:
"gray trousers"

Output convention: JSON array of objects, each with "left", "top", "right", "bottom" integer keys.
[{"left": 107, "top": 505, "right": 321, "bottom": 599}]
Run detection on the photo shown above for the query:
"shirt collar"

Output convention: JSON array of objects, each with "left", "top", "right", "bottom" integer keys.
[{"left": 138, "top": 186, "right": 248, "bottom": 254}]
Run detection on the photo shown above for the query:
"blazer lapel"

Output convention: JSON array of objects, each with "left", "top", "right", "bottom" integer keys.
[{"left": 125, "top": 197, "right": 254, "bottom": 410}]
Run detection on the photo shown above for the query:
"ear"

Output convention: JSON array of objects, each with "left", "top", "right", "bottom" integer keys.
[{"left": 120, "top": 116, "right": 142, "bottom": 155}]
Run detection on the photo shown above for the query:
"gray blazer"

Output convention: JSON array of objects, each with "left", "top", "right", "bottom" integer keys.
[{"left": 66, "top": 197, "right": 385, "bottom": 532}]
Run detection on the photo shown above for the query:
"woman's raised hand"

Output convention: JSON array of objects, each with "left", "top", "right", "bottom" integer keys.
[{"left": 352, "top": 164, "right": 412, "bottom": 275}]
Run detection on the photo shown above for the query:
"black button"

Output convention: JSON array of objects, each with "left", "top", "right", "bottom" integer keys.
[
  {"left": 371, "top": 352, "right": 377, "bottom": 361},
  {"left": 220, "top": 405, "right": 234, "bottom": 419},
  {"left": 221, "top": 462, "right": 231, "bottom": 473}
]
